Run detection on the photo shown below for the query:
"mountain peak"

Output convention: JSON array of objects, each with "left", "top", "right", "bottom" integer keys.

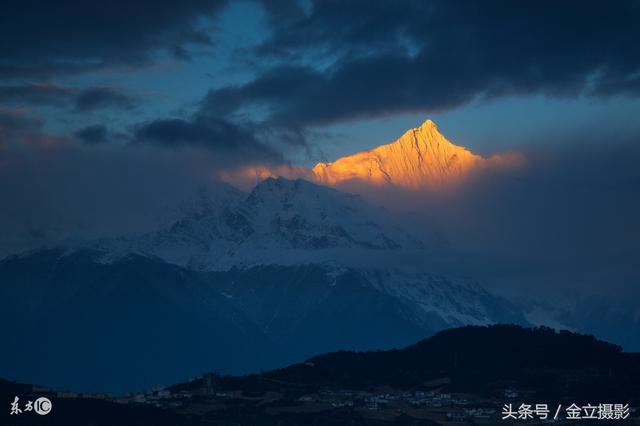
[
  {"left": 419, "top": 118, "right": 437, "bottom": 130},
  {"left": 311, "top": 119, "right": 482, "bottom": 189},
  {"left": 395, "top": 118, "right": 454, "bottom": 151},
  {"left": 117, "top": 175, "right": 422, "bottom": 270}
]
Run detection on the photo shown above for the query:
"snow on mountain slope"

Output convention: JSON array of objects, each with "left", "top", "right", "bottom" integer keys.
[
  {"left": 362, "top": 268, "right": 523, "bottom": 327},
  {"left": 311, "top": 119, "right": 521, "bottom": 190},
  {"left": 218, "top": 263, "right": 526, "bottom": 332},
  {"left": 109, "top": 177, "right": 424, "bottom": 270}
]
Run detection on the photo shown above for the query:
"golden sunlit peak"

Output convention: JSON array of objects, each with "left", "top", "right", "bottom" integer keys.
[
  {"left": 307, "top": 118, "right": 526, "bottom": 192},
  {"left": 310, "top": 118, "right": 483, "bottom": 190},
  {"left": 419, "top": 118, "right": 437, "bottom": 129},
  {"left": 221, "top": 119, "right": 524, "bottom": 193}
]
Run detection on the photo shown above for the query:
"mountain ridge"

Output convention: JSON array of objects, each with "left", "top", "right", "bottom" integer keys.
[{"left": 0, "top": 251, "right": 528, "bottom": 392}]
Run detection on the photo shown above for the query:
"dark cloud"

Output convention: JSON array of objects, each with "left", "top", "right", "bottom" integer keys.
[
  {"left": 133, "top": 115, "right": 283, "bottom": 163},
  {"left": 0, "top": 0, "right": 228, "bottom": 79},
  {"left": 0, "top": 83, "right": 137, "bottom": 112},
  {"left": 73, "top": 88, "right": 136, "bottom": 112},
  {"left": 203, "top": 55, "right": 460, "bottom": 127},
  {"left": 210, "top": 0, "right": 640, "bottom": 127},
  {"left": 75, "top": 125, "right": 108, "bottom": 144}
]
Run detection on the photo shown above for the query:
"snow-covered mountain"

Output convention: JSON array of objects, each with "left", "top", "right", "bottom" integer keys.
[
  {"left": 311, "top": 120, "right": 481, "bottom": 190},
  {"left": 108, "top": 177, "right": 424, "bottom": 270},
  {"left": 311, "top": 119, "right": 522, "bottom": 190},
  {"left": 0, "top": 173, "right": 528, "bottom": 392}
]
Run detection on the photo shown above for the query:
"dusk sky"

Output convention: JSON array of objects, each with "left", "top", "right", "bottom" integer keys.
[
  {"left": 4, "top": 1, "right": 640, "bottom": 402},
  {"left": 2, "top": 1, "right": 640, "bottom": 163},
  {"left": 1, "top": 0, "right": 640, "bottom": 293}
]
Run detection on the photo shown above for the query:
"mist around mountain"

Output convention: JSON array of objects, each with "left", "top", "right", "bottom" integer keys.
[{"left": 220, "top": 119, "right": 523, "bottom": 193}]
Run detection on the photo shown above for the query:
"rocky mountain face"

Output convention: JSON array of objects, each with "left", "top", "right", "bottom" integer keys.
[
  {"left": 212, "top": 264, "right": 525, "bottom": 355},
  {"left": 0, "top": 250, "right": 526, "bottom": 392},
  {"left": 0, "top": 249, "right": 273, "bottom": 392},
  {"left": 311, "top": 120, "right": 483, "bottom": 190}
]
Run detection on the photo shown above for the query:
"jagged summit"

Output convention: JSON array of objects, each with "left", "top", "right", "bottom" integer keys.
[
  {"left": 417, "top": 118, "right": 438, "bottom": 130},
  {"left": 311, "top": 119, "right": 482, "bottom": 189}
]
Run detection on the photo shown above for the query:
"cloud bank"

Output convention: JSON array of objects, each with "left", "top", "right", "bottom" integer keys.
[{"left": 205, "top": 0, "right": 640, "bottom": 131}]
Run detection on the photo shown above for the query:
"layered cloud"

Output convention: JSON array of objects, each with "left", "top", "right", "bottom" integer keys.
[
  {"left": 3, "top": 0, "right": 639, "bottom": 164},
  {"left": 132, "top": 115, "right": 284, "bottom": 164},
  {"left": 0, "top": 0, "right": 229, "bottom": 78},
  {"left": 206, "top": 0, "right": 640, "bottom": 129}
]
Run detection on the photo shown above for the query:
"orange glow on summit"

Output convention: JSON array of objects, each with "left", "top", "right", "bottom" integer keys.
[
  {"left": 311, "top": 119, "right": 522, "bottom": 190},
  {"left": 220, "top": 119, "right": 525, "bottom": 192}
]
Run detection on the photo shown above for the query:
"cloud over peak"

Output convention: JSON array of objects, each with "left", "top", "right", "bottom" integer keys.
[{"left": 213, "top": 0, "right": 640, "bottom": 128}]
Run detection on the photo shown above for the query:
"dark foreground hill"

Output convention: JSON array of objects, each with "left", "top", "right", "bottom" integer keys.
[
  {"left": 186, "top": 325, "right": 640, "bottom": 401},
  {"left": 2, "top": 325, "right": 639, "bottom": 426}
]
